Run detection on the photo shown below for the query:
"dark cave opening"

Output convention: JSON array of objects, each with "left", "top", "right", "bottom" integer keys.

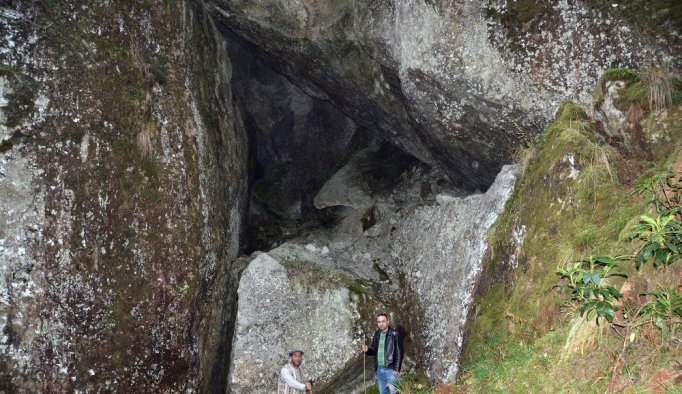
[
  {"left": 210, "top": 17, "right": 462, "bottom": 394},
  {"left": 218, "top": 23, "right": 434, "bottom": 256}
]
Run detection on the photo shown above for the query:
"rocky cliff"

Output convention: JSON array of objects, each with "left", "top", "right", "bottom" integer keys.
[
  {"left": 206, "top": 0, "right": 677, "bottom": 191},
  {"left": 0, "top": 0, "right": 679, "bottom": 392},
  {"left": 0, "top": 1, "right": 246, "bottom": 391}
]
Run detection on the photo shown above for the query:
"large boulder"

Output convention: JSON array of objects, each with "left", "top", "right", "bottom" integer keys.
[
  {"left": 228, "top": 252, "right": 383, "bottom": 393},
  {"left": 206, "top": 0, "right": 678, "bottom": 190},
  {"left": 229, "top": 145, "right": 518, "bottom": 389},
  {"left": 390, "top": 165, "right": 518, "bottom": 381}
]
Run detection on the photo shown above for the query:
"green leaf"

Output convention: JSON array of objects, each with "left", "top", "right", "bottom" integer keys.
[
  {"left": 582, "top": 273, "right": 591, "bottom": 285},
  {"left": 653, "top": 249, "right": 669, "bottom": 267},
  {"left": 593, "top": 256, "right": 616, "bottom": 267},
  {"left": 664, "top": 239, "right": 679, "bottom": 254},
  {"left": 608, "top": 287, "right": 623, "bottom": 299},
  {"left": 640, "top": 215, "right": 658, "bottom": 227},
  {"left": 596, "top": 302, "right": 605, "bottom": 317},
  {"left": 604, "top": 305, "right": 616, "bottom": 323},
  {"left": 579, "top": 303, "right": 590, "bottom": 317},
  {"left": 641, "top": 243, "right": 657, "bottom": 261},
  {"left": 661, "top": 215, "right": 674, "bottom": 227},
  {"left": 654, "top": 316, "right": 663, "bottom": 330},
  {"left": 591, "top": 272, "right": 601, "bottom": 285}
]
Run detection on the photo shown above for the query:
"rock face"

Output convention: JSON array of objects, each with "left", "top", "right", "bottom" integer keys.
[
  {"left": 228, "top": 142, "right": 518, "bottom": 390},
  {"left": 0, "top": 2, "right": 247, "bottom": 391},
  {"left": 228, "top": 252, "right": 380, "bottom": 393},
  {"left": 1, "top": 0, "right": 678, "bottom": 392},
  {"left": 206, "top": 0, "right": 677, "bottom": 190},
  {"left": 391, "top": 165, "right": 518, "bottom": 381}
]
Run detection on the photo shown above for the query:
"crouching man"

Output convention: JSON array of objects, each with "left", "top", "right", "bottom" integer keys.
[{"left": 278, "top": 349, "right": 313, "bottom": 394}]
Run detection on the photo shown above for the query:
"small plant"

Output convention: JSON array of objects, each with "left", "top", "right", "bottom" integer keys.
[
  {"left": 556, "top": 255, "right": 628, "bottom": 323},
  {"left": 634, "top": 170, "right": 682, "bottom": 216},
  {"left": 392, "top": 377, "right": 431, "bottom": 394},
  {"left": 628, "top": 171, "right": 682, "bottom": 269},
  {"left": 643, "top": 65, "right": 675, "bottom": 111},
  {"left": 627, "top": 213, "right": 682, "bottom": 269},
  {"left": 638, "top": 288, "right": 682, "bottom": 332}
]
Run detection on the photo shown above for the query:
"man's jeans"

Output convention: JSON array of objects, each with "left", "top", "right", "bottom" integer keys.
[{"left": 377, "top": 366, "right": 399, "bottom": 394}]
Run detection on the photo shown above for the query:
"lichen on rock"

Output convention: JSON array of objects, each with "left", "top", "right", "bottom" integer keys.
[{"left": 228, "top": 252, "right": 376, "bottom": 393}]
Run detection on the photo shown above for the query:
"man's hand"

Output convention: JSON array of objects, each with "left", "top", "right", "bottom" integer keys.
[
  {"left": 361, "top": 344, "right": 368, "bottom": 353},
  {"left": 305, "top": 381, "right": 313, "bottom": 391},
  {"left": 392, "top": 370, "right": 400, "bottom": 377}
]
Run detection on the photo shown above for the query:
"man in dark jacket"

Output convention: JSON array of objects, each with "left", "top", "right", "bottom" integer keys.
[{"left": 361, "top": 313, "right": 404, "bottom": 394}]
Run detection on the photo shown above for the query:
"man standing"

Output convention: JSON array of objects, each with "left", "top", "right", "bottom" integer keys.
[
  {"left": 361, "top": 313, "right": 404, "bottom": 394},
  {"left": 278, "top": 349, "right": 313, "bottom": 394}
]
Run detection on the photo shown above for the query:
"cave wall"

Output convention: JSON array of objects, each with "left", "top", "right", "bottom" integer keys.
[
  {"left": 222, "top": 28, "right": 367, "bottom": 221},
  {"left": 205, "top": 0, "right": 677, "bottom": 191},
  {"left": 0, "top": 1, "right": 247, "bottom": 390}
]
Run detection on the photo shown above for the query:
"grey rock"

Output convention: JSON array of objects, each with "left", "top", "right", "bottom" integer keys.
[
  {"left": 231, "top": 146, "right": 517, "bottom": 389},
  {"left": 392, "top": 165, "right": 518, "bottom": 381},
  {"left": 228, "top": 252, "right": 379, "bottom": 393},
  {"left": 313, "top": 148, "right": 375, "bottom": 210},
  {"left": 206, "top": 0, "right": 676, "bottom": 190},
  {"left": 0, "top": 3, "right": 248, "bottom": 391}
]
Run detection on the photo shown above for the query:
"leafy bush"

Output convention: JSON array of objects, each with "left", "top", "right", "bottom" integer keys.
[
  {"left": 556, "top": 255, "right": 628, "bottom": 323},
  {"left": 628, "top": 213, "right": 682, "bottom": 268},
  {"left": 629, "top": 171, "right": 682, "bottom": 268},
  {"left": 634, "top": 170, "right": 682, "bottom": 215},
  {"left": 637, "top": 288, "right": 682, "bottom": 332}
]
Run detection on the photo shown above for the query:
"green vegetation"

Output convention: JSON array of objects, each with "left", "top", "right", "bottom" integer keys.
[
  {"left": 363, "top": 372, "right": 431, "bottom": 394},
  {"left": 599, "top": 68, "right": 641, "bottom": 90},
  {"left": 393, "top": 372, "right": 432, "bottom": 394},
  {"left": 584, "top": 1, "right": 682, "bottom": 45},
  {"left": 556, "top": 255, "right": 628, "bottom": 324},
  {"left": 638, "top": 287, "right": 682, "bottom": 334},
  {"left": 456, "top": 66, "right": 682, "bottom": 393},
  {"left": 629, "top": 212, "right": 682, "bottom": 268},
  {"left": 461, "top": 333, "right": 537, "bottom": 393},
  {"left": 595, "top": 65, "right": 678, "bottom": 114},
  {"left": 340, "top": 275, "right": 369, "bottom": 296}
]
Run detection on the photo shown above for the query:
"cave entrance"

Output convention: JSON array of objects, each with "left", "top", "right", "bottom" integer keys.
[
  {"left": 221, "top": 27, "right": 448, "bottom": 255},
  {"left": 213, "top": 20, "right": 465, "bottom": 394}
]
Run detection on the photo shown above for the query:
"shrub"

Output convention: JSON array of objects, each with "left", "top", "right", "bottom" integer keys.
[{"left": 556, "top": 255, "right": 628, "bottom": 324}]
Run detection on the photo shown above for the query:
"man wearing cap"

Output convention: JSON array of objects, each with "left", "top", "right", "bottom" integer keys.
[
  {"left": 361, "top": 313, "right": 404, "bottom": 394},
  {"left": 278, "top": 349, "right": 313, "bottom": 394}
]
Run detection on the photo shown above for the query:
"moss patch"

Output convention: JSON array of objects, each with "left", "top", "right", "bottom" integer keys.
[
  {"left": 459, "top": 68, "right": 682, "bottom": 391},
  {"left": 584, "top": 1, "right": 682, "bottom": 47}
]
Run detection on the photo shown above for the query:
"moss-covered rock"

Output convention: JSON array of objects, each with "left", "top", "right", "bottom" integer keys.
[
  {"left": 460, "top": 70, "right": 682, "bottom": 392},
  {"left": 0, "top": 1, "right": 247, "bottom": 391}
]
